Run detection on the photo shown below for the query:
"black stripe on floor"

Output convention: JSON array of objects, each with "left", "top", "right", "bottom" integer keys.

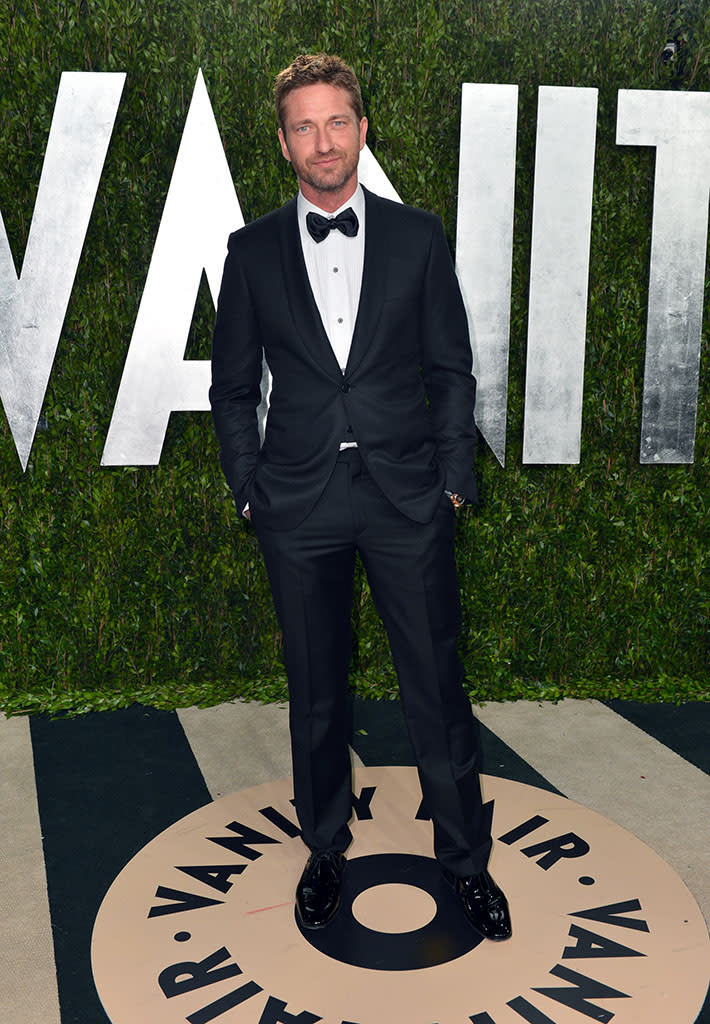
[
  {"left": 349, "top": 696, "right": 562, "bottom": 795},
  {"left": 605, "top": 700, "right": 710, "bottom": 776},
  {"left": 31, "top": 705, "right": 211, "bottom": 1024}
]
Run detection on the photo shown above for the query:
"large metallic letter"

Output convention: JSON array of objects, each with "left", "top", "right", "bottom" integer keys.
[
  {"left": 523, "top": 87, "right": 598, "bottom": 464},
  {"left": 617, "top": 90, "right": 710, "bottom": 463},
  {"left": 358, "top": 145, "right": 402, "bottom": 203},
  {"left": 0, "top": 72, "right": 125, "bottom": 470},
  {"left": 456, "top": 83, "right": 518, "bottom": 466},
  {"left": 102, "top": 70, "right": 244, "bottom": 465}
]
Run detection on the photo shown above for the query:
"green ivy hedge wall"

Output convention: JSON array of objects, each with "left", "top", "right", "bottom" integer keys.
[{"left": 0, "top": 0, "right": 707, "bottom": 713}]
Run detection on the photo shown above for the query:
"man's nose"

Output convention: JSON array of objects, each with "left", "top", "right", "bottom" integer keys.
[{"left": 314, "top": 127, "right": 331, "bottom": 152}]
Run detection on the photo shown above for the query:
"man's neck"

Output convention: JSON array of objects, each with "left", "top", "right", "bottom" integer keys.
[{"left": 299, "top": 180, "right": 359, "bottom": 214}]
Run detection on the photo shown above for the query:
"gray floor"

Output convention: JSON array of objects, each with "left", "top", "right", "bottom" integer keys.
[{"left": 474, "top": 699, "right": 710, "bottom": 922}]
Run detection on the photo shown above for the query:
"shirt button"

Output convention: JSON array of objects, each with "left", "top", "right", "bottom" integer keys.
[
  {"left": 337, "top": 317, "right": 343, "bottom": 324},
  {"left": 333, "top": 266, "right": 339, "bottom": 273}
]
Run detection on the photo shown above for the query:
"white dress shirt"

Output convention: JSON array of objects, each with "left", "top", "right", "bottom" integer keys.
[{"left": 296, "top": 185, "right": 366, "bottom": 373}]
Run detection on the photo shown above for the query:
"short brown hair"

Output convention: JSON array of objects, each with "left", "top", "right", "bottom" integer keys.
[{"left": 274, "top": 53, "right": 364, "bottom": 132}]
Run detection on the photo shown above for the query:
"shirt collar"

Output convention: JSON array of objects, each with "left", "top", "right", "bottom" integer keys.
[{"left": 297, "top": 183, "right": 365, "bottom": 228}]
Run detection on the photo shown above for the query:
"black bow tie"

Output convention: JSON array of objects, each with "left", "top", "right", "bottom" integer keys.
[{"left": 306, "top": 207, "right": 359, "bottom": 243}]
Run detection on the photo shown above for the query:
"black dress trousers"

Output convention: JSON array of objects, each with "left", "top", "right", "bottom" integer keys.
[{"left": 254, "top": 449, "right": 491, "bottom": 877}]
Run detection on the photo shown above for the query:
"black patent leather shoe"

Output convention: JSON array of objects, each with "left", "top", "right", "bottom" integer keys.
[
  {"left": 295, "top": 850, "right": 346, "bottom": 929},
  {"left": 445, "top": 867, "right": 512, "bottom": 940}
]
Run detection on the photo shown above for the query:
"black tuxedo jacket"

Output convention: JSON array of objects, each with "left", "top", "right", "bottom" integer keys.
[{"left": 210, "top": 186, "right": 477, "bottom": 531}]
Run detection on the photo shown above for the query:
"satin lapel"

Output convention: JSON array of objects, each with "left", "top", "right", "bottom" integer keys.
[
  {"left": 346, "top": 187, "right": 390, "bottom": 377},
  {"left": 277, "top": 199, "right": 342, "bottom": 378}
]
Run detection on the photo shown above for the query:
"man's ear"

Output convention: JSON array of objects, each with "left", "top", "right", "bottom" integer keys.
[
  {"left": 278, "top": 127, "right": 291, "bottom": 162},
  {"left": 359, "top": 116, "right": 368, "bottom": 151}
]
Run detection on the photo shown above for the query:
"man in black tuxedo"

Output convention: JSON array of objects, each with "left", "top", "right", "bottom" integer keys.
[{"left": 210, "top": 53, "right": 511, "bottom": 941}]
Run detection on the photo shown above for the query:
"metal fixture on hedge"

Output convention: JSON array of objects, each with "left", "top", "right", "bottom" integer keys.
[{"left": 661, "top": 39, "right": 678, "bottom": 64}]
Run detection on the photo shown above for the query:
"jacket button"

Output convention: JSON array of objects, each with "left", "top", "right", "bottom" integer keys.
[{"left": 341, "top": 382, "right": 350, "bottom": 393}]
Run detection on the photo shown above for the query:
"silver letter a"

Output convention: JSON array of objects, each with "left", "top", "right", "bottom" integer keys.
[{"left": 102, "top": 69, "right": 244, "bottom": 465}]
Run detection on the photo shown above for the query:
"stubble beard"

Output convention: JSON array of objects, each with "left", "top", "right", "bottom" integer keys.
[{"left": 292, "top": 149, "right": 358, "bottom": 196}]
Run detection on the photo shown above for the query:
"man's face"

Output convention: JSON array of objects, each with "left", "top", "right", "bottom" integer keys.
[{"left": 278, "top": 83, "right": 367, "bottom": 207}]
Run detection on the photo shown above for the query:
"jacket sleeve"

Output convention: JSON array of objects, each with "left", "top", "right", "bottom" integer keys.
[
  {"left": 209, "top": 231, "right": 263, "bottom": 514},
  {"left": 419, "top": 216, "right": 478, "bottom": 502}
]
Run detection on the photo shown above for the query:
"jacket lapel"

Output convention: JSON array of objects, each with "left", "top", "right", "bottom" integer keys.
[
  {"left": 277, "top": 198, "right": 342, "bottom": 378},
  {"left": 345, "top": 186, "right": 389, "bottom": 377}
]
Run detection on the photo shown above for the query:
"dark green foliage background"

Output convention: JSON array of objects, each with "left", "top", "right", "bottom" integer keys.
[{"left": 0, "top": 0, "right": 707, "bottom": 713}]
